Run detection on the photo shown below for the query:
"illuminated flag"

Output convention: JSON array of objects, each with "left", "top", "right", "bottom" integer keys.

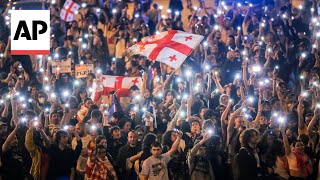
[
  {"left": 60, "top": 0, "right": 80, "bottom": 22},
  {"left": 91, "top": 75, "right": 142, "bottom": 104},
  {"left": 129, "top": 30, "right": 204, "bottom": 69}
]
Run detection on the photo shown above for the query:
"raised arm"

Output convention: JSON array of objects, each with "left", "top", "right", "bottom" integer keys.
[
  {"left": 281, "top": 124, "right": 291, "bottom": 156},
  {"left": 190, "top": 134, "right": 209, "bottom": 157},
  {"left": 2, "top": 123, "right": 19, "bottom": 152},
  {"left": 297, "top": 95, "right": 306, "bottom": 131},
  {"left": 168, "top": 131, "right": 182, "bottom": 156},
  {"left": 307, "top": 108, "right": 319, "bottom": 134},
  {"left": 212, "top": 73, "right": 224, "bottom": 94}
]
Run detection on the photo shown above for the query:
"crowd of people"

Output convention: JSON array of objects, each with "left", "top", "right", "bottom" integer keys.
[{"left": 1, "top": 0, "right": 320, "bottom": 179}]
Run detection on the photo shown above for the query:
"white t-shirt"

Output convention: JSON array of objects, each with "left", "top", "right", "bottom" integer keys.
[{"left": 141, "top": 152, "right": 171, "bottom": 180}]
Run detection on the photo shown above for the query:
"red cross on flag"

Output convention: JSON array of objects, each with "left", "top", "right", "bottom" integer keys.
[
  {"left": 60, "top": 0, "right": 80, "bottom": 22},
  {"left": 91, "top": 75, "right": 142, "bottom": 104},
  {"left": 129, "top": 30, "right": 204, "bottom": 69}
]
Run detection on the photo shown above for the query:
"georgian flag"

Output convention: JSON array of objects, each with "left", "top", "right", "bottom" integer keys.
[
  {"left": 60, "top": 0, "right": 80, "bottom": 22},
  {"left": 129, "top": 30, "right": 204, "bottom": 69},
  {"left": 91, "top": 75, "right": 142, "bottom": 105}
]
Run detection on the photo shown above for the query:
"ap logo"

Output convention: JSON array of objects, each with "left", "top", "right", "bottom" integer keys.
[{"left": 11, "top": 10, "right": 50, "bottom": 55}]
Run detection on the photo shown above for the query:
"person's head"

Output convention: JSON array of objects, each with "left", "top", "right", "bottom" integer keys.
[
  {"left": 78, "top": 88, "right": 88, "bottom": 100},
  {"left": 142, "top": 133, "right": 157, "bottom": 150},
  {"left": 71, "top": 20, "right": 78, "bottom": 28},
  {"left": 85, "top": 51, "right": 92, "bottom": 59},
  {"left": 152, "top": 3, "right": 158, "bottom": 9},
  {"left": 112, "top": 112, "right": 123, "bottom": 123},
  {"left": 297, "top": 134, "right": 309, "bottom": 146},
  {"left": 219, "top": 94, "right": 229, "bottom": 106},
  {"left": 150, "top": 141, "right": 163, "bottom": 157},
  {"left": 227, "top": 35, "right": 235, "bottom": 46},
  {"left": 54, "top": 130, "right": 69, "bottom": 146},
  {"left": 95, "top": 145, "right": 107, "bottom": 160},
  {"left": 0, "top": 121, "right": 8, "bottom": 137},
  {"left": 110, "top": 126, "right": 121, "bottom": 139},
  {"left": 214, "top": 31, "right": 221, "bottom": 40},
  {"left": 120, "top": 120, "right": 132, "bottom": 133},
  {"left": 240, "top": 128, "right": 259, "bottom": 148},
  {"left": 50, "top": 110, "right": 61, "bottom": 125},
  {"left": 199, "top": 107, "right": 207, "bottom": 119},
  {"left": 292, "top": 140, "right": 304, "bottom": 153},
  {"left": 24, "top": 110, "right": 37, "bottom": 125},
  {"left": 38, "top": 91, "right": 48, "bottom": 104},
  {"left": 91, "top": 109, "right": 102, "bottom": 122},
  {"left": 68, "top": 96, "right": 78, "bottom": 109},
  {"left": 235, "top": 115, "right": 244, "bottom": 128},
  {"left": 83, "top": 98, "right": 93, "bottom": 108},
  {"left": 202, "top": 119, "right": 215, "bottom": 136},
  {"left": 305, "top": 113, "right": 313, "bottom": 125},
  {"left": 190, "top": 119, "right": 201, "bottom": 133},
  {"left": 30, "top": 85, "right": 39, "bottom": 97},
  {"left": 75, "top": 122, "right": 86, "bottom": 137},
  {"left": 203, "top": 109, "right": 216, "bottom": 124},
  {"left": 128, "top": 130, "right": 138, "bottom": 147},
  {"left": 251, "top": 13, "right": 258, "bottom": 23},
  {"left": 96, "top": 135, "right": 107, "bottom": 148},
  {"left": 60, "top": 73, "right": 69, "bottom": 83},
  {"left": 86, "top": 73, "right": 95, "bottom": 85}
]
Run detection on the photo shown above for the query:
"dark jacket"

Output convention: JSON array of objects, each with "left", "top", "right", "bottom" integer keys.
[{"left": 236, "top": 147, "right": 259, "bottom": 180}]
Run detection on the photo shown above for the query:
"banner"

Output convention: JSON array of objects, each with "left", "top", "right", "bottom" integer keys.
[
  {"left": 75, "top": 64, "right": 94, "bottom": 78},
  {"left": 91, "top": 75, "right": 142, "bottom": 109},
  {"left": 129, "top": 30, "right": 203, "bottom": 69},
  {"left": 51, "top": 59, "right": 72, "bottom": 74}
]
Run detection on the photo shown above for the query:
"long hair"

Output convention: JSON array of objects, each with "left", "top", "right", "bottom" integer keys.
[
  {"left": 162, "top": 130, "right": 174, "bottom": 148},
  {"left": 142, "top": 133, "right": 157, "bottom": 151},
  {"left": 54, "top": 130, "right": 68, "bottom": 145},
  {"left": 240, "top": 128, "right": 259, "bottom": 149}
]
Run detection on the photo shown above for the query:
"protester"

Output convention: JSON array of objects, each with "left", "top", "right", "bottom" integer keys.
[{"left": 2, "top": 0, "right": 320, "bottom": 179}]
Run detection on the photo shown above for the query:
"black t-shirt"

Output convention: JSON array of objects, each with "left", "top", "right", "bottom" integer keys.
[
  {"left": 1, "top": 148, "right": 28, "bottom": 179},
  {"left": 47, "top": 144, "right": 76, "bottom": 180},
  {"left": 116, "top": 144, "right": 141, "bottom": 179}
]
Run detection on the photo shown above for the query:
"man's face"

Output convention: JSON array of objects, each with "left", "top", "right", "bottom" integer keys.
[
  {"left": 99, "top": 139, "right": 107, "bottom": 148},
  {"left": 128, "top": 131, "right": 138, "bottom": 147},
  {"left": 305, "top": 116, "right": 313, "bottom": 125},
  {"left": 151, "top": 146, "right": 162, "bottom": 157},
  {"left": 51, "top": 113, "right": 60, "bottom": 124},
  {"left": 215, "top": 32, "right": 221, "bottom": 39},
  {"left": 31, "top": 87, "right": 38, "bottom": 95},
  {"left": 249, "top": 132, "right": 259, "bottom": 145},
  {"left": 97, "top": 148, "right": 107, "bottom": 160},
  {"left": 76, "top": 124, "right": 84, "bottom": 136}
]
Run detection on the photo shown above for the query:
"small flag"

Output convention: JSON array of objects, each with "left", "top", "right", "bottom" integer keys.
[{"left": 60, "top": 0, "right": 80, "bottom": 22}]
